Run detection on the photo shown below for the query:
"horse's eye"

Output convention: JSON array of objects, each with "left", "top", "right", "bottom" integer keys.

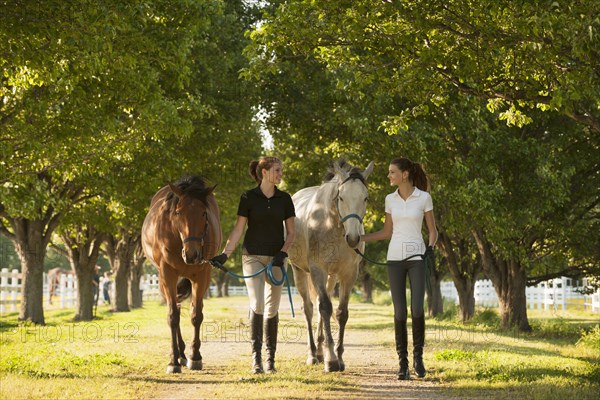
[
  {"left": 175, "top": 210, "right": 181, "bottom": 216},
  {"left": 339, "top": 197, "right": 344, "bottom": 202}
]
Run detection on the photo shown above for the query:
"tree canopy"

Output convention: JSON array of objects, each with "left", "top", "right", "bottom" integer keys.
[
  {"left": 0, "top": 1, "right": 597, "bottom": 329},
  {"left": 243, "top": 0, "right": 599, "bottom": 329}
]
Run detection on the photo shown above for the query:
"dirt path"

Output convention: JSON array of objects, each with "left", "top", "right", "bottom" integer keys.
[{"left": 149, "top": 325, "right": 454, "bottom": 400}]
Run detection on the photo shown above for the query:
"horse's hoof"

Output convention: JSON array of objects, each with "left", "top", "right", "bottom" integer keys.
[
  {"left": 316, "top": 354, "right": 324, "bottom": 363},
  {"left": 166, "top": 364, "right": 182, "bottom": 374},
  {"left": 306, "top": 356, "right": 318, "bottom": 365},
  {"left": 338, "top": 361, "right": 345, "bottom": 372},
  {"left": 324, "top": 360, "right": 341, "bottom": 372},
  {"left": 179, "top": 357, "right": 187, "bottom": 366},
  {"left": 187, "top": 359, "right": 203, "bottom": 370}
]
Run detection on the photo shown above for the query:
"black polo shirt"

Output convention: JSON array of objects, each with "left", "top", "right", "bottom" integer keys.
[{"left": 237, "top": 186, "right": 296, "bottom": 256}]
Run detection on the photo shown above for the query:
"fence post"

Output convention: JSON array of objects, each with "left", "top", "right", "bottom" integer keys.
[
  {"left": 10, "top": 268, "right": 19, "bottom": 312},
  {"left": 0, "top": 268, "right": 8, "bottom": 314},
  {"left": 59, "top": 273, "right": 66, "bottom": 309},
  {"left": 67, "top": 274, "right": 76, "bottom": 308},
  {"left": 559, "top": 277, "right": 567, "bottom": 310}
]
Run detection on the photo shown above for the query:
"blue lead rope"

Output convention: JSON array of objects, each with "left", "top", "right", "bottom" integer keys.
[{"left": 210, "top": 260, "right": 295, "bottom": 318}]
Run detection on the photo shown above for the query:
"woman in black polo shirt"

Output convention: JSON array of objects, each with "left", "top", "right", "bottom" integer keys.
[{"left": 211, "top": 156, "right": 296, "bottom": 374}]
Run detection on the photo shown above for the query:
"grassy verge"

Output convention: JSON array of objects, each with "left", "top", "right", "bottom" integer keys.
[{"left": 1, "top": 295, "right": 599, "bottom": 399}]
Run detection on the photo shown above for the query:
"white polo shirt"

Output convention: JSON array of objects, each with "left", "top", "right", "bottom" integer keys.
[{"left": 385, "top": 188, "right": 433, "bottom": 261}]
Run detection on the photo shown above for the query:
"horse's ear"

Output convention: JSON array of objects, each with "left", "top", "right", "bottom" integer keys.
[
  {"left": 334, "top": 159, "right": 349, "bottom": 180},
  {"left": 362, "top": 161, "right": 375, "bottom": 180},
  {"left": 168, "top": 182, "right": 183, "bottom": 197}
]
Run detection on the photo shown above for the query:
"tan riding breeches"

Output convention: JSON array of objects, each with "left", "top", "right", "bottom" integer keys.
[{"left": 242, "top": 254, "right": 287, "bottom": 319}]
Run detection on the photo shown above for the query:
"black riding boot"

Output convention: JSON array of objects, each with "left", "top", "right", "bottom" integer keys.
[
  {"left": 250, "top": 310, "right": 264, "bottom": 374},
  {"left": 394, "top": 317, "right": 410, "bottom": 380},
  {"left": 412, "top": 315, "right": 426, "bottom": 378},
  {"left": 265, "top": 313, "right": 279, "bottom": 373}
]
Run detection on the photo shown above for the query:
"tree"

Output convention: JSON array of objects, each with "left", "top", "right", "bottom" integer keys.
[
  {"left": 0, "top": 173, "right": 85, "bottom": 324},
  {"left": 0, "top": 0, "right": 213, "bottom": 323},
  {"left": 257, "top": 0, "right": 599, "bottom": 131},
  {"left": 246, "top": 0, "right": 599, "bottom": 331},
  {"left": 58, "top": 219, "right": 105, "bottom": 321},
  {"left": 437, "top": 232, "right": 481, "bottom": 321},
  {"left": 129, "top": 243, "right": 145, "bottom": 308}
]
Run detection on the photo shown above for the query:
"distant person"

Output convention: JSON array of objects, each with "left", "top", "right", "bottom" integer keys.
[
  {"left": 102, "top": 271, "right": 112, "bottom": 305},
  {"left": 361, "top": 157, "right": 438, "bottom": 380}
]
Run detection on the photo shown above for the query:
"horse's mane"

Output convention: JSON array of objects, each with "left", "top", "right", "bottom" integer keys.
[
  {"left": 323, "top": 160, "right": 366, "bottom": 184},
  {"left": 166, "top": 175, "right": 212, "bottom": 209}
]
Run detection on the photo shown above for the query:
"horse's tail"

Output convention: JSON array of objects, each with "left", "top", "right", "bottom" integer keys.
[{"left": 176, "top": 278, "right": 192, "bottom": 302}]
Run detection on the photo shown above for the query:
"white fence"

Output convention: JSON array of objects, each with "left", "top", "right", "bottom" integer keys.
[
  {"left": 0, "top": 269, "right": 296, "bottom": 313},
  {"left": 142, "top": 274, "right": 297, "bottom": 300},
  {"left": 440, "top": 277, "right": 600, "bottom": 312},
  {"left": 1, "top": 268, "right": 598, "bottom": 313}
]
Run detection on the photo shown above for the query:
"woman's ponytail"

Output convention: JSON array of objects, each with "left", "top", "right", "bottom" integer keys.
[
  {"left": 412, "top": 163, "right": 430, "bottom": 192},
  {"left": 390, "top": 157, "right": 430, "bottom": 192}
]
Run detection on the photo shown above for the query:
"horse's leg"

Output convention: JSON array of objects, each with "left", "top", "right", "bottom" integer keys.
[
  {"left": 176, "top": 304, "right": 187, "bottom": 366},
  {"left": 315, "top": 296, "right": 325, "bottom": 363},
  {"left": 163, "top": 268, "right": 183, "bottom": 373},
  {"left": 188, "top": 271, "right": 210, "bottom": 370},
  {"left": 317, "top": 275, "right": 336, "bottom": 364},
  {"left": 335, "top": 274, "right": 355, "bottom": 372},
  {"left": 309, "top": 265, "right": 339, "bottom": 372},
  {"left": 293, "top": 266, "right": 318, "bottom": 365}
]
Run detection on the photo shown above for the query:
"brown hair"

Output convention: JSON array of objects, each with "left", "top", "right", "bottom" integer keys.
[
  {"left": 390, "top": 157, "right": 430, "bottom": 192},
  {"left": 249, "top": 157, "right": 282, "bottom": 184}
]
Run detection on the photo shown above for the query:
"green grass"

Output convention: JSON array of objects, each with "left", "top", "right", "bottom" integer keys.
[{"left": 1, "top": 295, "right": 599, "bottom": 399}]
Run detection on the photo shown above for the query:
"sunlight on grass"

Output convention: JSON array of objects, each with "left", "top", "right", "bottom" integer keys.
[{"left": 1, "top": 296, "right": 599, "bottom": 399}]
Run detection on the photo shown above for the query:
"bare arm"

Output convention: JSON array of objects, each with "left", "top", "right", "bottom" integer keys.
[
  {"left": 281, "top": 216, "right": 296, "bottom": 253},
  {"left": 221, "top": 216, "right": 248, "bottom": 257},
  {"left": 424, "top": 210, "right": 438, "bottom": 247},
  {"left": 361, "top": 213, "right": 393, "bottom": 242}
]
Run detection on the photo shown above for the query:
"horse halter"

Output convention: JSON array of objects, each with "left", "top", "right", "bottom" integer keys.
[
  {"left": 336, "top": 174, "right": 367, "bottom": 225},
  {"left": 182, "top": 210, "right": 209, "bottom": 245}
]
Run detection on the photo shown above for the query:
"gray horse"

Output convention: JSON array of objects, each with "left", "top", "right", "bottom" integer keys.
[{"left": 288, "top": 159, "right": 374, "bottom": 372}]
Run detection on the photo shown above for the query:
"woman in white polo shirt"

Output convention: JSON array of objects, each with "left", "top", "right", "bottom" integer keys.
[{"left": 361, "top": 157, "right": 438, "bottom": 380}]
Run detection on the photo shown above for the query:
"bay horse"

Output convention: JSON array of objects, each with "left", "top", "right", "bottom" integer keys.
[
  {"left": 141, "top": 175, "right": 221, "bottom": 373},
  {"left": 288, "top": 159, "right": 374, "bottom": 372}
]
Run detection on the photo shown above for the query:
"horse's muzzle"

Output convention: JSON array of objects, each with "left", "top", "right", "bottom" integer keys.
[
  {"left": 182, "top": 247, "right": 203, "bottom": 265},
  {"left": 345, "top": 234, "right": 360, "bottom": 249}
]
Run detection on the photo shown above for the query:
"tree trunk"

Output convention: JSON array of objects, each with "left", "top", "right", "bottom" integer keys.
[
  {"left": 221, "top": 279, "right": 229, "bottom": 297},
  {"left": 129, "top": 274, "right": 141, "bottom": 308},
  {"left": 456, "top": 284, "right": 475, "bottom": 321},
  {"left": 11, "top": 219, "right": 50, "bottom": 325},
  {"left": 472, "top": 228, "right": 531, "bottom": 331},
  {"left": 16, "top": 242, "right": 46, "bottom": 324},
  {"left": 75, "top": 269, "right": 96, "bottom": 320},
  {"left": 128, "top": 242, "right": 145, "bottom": 308},
  {"left": 215, "top": 270, "right": 229, "bottom": 297},
  {"left": 361, "top": 271, "right": 373, "bottom": 303},
  {"left": 62, "top": 227, "right": 104, "bottom": 321},
  {"left": 498, "top": 260, "right": 530, "bottom": 331},
  {"left": 439, "top": 232, "right": 481, "bottom": 322},
  {"left": 105, "top": 231, "right": 138, "bottom": 312},
  {"left": 357, "top": 259, "right": 373, "bottom": 303},
  {"left": 113, "top": 252, "right": 131, "bottom": 312}
]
